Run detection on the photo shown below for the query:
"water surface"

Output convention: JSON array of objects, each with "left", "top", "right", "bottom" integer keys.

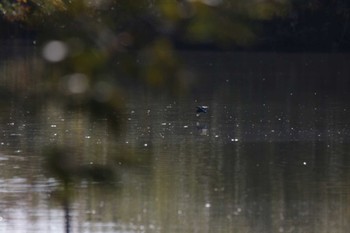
[{"left": 1, "top": 46, "right": 350, "bottom": 232}]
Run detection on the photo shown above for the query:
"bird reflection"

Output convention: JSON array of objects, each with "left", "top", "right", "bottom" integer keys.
[{"left": 196, "top": 121, "right": 208, "bottom": 136}]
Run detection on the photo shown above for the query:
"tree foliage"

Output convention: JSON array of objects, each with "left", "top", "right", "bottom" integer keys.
[
  {"left": 0, "top": 0, "right": 292, "bottom": 161},
  {"left": 1, "top": 0, "right": 291, "bottom": 187}
]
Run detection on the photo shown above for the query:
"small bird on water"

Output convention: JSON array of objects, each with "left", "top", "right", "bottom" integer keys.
[
  {"left": 196, "top": 106, "right": 208, "bottom": 113},
  {"left": 196, "top": 105, "right": 209, "bottom": 135}
]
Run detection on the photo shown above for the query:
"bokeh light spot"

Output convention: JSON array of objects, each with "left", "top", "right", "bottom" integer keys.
[
  {"left": 42, "top": 40, "right": 68, "bottom": 62},
  {"left": 67, "top": 73, "right": 89, "bottom": 94}
]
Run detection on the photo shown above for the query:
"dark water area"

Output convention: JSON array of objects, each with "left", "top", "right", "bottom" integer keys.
[{"left": 1, "top": 43, "right": 350, "bottom": 232}]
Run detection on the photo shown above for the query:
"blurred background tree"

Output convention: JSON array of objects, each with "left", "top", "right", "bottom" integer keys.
[{"left": 2, "top": 0, "right": 350, "bottom": 52}]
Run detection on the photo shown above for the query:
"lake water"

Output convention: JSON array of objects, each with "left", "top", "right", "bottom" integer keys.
[{"left": 1, "top": 43, "right": 350, "bottom": 232}]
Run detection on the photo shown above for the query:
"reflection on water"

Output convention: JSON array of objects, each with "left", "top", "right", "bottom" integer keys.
[{"left": 1, "top": 48, "right": 350, "bottom": 232}]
